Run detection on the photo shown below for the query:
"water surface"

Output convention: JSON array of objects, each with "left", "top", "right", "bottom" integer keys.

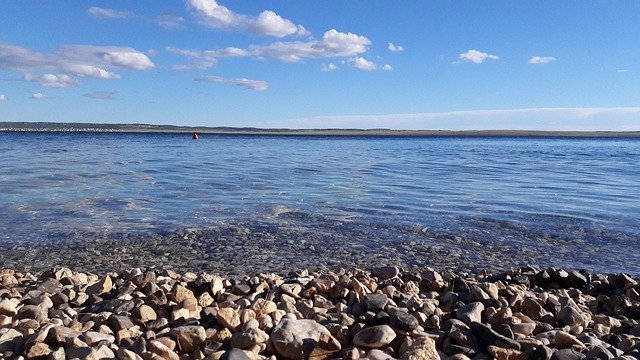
[{"left": 1, "top": 132, "right": 638, "bottom": 273}]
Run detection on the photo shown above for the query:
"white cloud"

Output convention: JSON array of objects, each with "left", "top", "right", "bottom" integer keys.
[
  {"left": 0, "top": 43, "right": 154, "bottom": 85},
  {"left": 529, "top": 56, "right": 556, "bottom": 64},
  {"left": 87, "top": 6, "right": 132, "bottom": 19},
  {"left": 617, "top": 69, "right": 628, "bottom": 73},
  {"left": 0, "top": 94, "right": 6, "bottom": 101},
  {"left": 250, "top": 11, "right": 309, "bottom": 37},
  {"left": 388, "top": 43, "right": 404, "bottom": 52},
  {"left": 382, "top": 64, "right": 393, "bottom": 71},
  {"left": 187, "top": 0, "right": 307, "bottom": 37},
  {"left": 168, "top": 29, "right": 370, "bottom": 67},
  {"left": 249, "top": 29, "right": 371, "bottom": 62},
  {"left": 84, "top": 91, "right": 117, "bottom": 100},
  {"left": 195, "top": 76, "right": 268, "bottom": 91},
  {"left": 25, "top": 73, "right": 79, "bottom": 88},
  {"left": 157, "top": 13, "right": 185, "bottom": 29},
  {"left": 273, "top": 107, "right": 640, "bottom": 131},
  {"left": 321, "top": 63, "right": 337, "bottom": 72},
  {"left": 458, "top": 49, "right": 499, "bottom": 64},
  {"left": 348, "top": 57, "right": 376, "bottom": 71},
  {"left": 30, "top": 93, "right": 48, "bottom": 99}
]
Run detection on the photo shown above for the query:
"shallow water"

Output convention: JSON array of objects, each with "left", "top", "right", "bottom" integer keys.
[{"left": 1, "top": 132, "right": 639, "bottom": 274}]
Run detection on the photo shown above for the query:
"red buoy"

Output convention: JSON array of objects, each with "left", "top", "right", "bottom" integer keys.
[{"left": 192, "top": 132, "right": 199, "bottom": 140}]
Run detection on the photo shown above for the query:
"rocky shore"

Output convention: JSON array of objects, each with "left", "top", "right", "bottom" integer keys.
[{"left": 1, "top": 265, "right": 639, "bottom": 360}]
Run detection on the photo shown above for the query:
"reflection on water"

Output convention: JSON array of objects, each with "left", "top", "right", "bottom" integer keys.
[{"left": 0, "top": 132, "right": 639, "bottom": 272}]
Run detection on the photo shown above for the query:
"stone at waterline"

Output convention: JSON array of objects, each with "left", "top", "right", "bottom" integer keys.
[{"left": 270, "top": 319, "right": 341, "bottom": 359}]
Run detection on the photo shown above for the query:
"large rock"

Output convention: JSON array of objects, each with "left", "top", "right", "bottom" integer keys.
[
  {"left": 469, "top": 322, "right": 520, "bottom": 351},
  {"left": 399, "top": 336, "right": 439, "bottom": 360},
  {"left": 270, "top": 319, "right": 341, "bottom": 359},
  {"left": 86, "top": 275, "right": 112, "bottom": 296},
  {"left": 172, "top": 325, "right": 207, "bottom": 353},
  {"left": 353, "top": 325, "right": 397, "bottom": 348},
  {"left": 556, "top": 307, "right": 584, "bottom": 327},
  {"left": 456, "top": 302, "right": 485, "bottom": 324},
  {"left": 217, "top": 307, "right": 241, "bottom": 331}
]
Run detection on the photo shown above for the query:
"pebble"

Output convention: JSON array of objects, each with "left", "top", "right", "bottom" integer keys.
[
  {"left": 0, "top": 265, "right": 636, "bottom": 360},
  {"left": 353, "top": 325, "right": 397, "bottom": 348}
]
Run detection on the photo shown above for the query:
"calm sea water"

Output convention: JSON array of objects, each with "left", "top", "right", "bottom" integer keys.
[{"left": 1, "top": 132, "right": 639, "bottom": 273}]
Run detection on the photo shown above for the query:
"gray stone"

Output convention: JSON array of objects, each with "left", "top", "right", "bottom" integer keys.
[
  {"left": 557, "top": 306, "right": 584, "bottom": 327},
  {"left": 390, "top": 311, "right": 419, "bottom": 331},
  {"left": 372, "top": 267, "right": 400, "bottom": 280},
  {"left": 456, "top": 302, "right": 484, "bottom": 325},
  {"left": 469, "top": 322, "right": 520, "bottom": 351},
  {"left": 220, "top": 348, "right": 251, "bottom": 360},
  {"left": 353, "top": 325, "right": 396, "bottom": 348},
  {"left": 270, "top": 319, "right": 341, "bottom": 359},
  {"left": 363, "top": 294, "right": 389, "bottom": 312}
]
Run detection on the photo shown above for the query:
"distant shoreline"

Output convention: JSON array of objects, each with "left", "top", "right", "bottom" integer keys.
[{"left": 1, "top": 122, "right": 639, "bottom": 137}]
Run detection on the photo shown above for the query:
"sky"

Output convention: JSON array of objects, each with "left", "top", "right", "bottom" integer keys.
[{"left": 1, "top": 1, "right": 639, "bottom": 130}]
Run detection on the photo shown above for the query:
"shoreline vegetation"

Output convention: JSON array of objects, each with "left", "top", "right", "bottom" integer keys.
[{"left": 1, "top": 122, "right": 640, "bottom": 137}]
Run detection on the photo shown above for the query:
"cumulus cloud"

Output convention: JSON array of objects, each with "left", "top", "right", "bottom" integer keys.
[
  {"left": 617, "top": 69, "right": 629, "bottom": 73},
  {"left": 0, "top": 94, "right": 6, "bottom": 101},
  {"left": 0, "top": 43, "right": 154, "bottom": 85},
  {"left": 348, "top": 57, "right": 376, "bottom": 71},
  {"left": 529, "top": 56, "right": 556, "bottom": 64},
  {"left": 187, "top": 0, "right": 307, "bottom": 37},
  {"left": 84, "top": 91, "right": 117, "bottom": 100},
  {"left": 250, "top": 10, "right": 309, "bottom": 37},
  {"left": 24, "top": 73, "right": 79, "bottom": 88},
  {"left": 321, "top": 63, "right": 337, "bottom": 72},
  {"left": 195, "top": 76, "right": 268, "bottom": 91},
  {"left": 87, "top": 6, "right": 132, "bottom": 19},
  {"left": 382, "top": 64, "right": 393, "bottom": 71},
  {"left": 30, "top": 92, "right": 48, "bottom": 99},
  {"left": 458, "top": 49, "right": 499, "bottom": 63},
  {"left": 250, "top": 29, "right": 370, "bottom": 62},
  {"left": 388, "top": 43, "right": 404, "bottom": 52},
  {"left": 157, "top": 12, "right": 185, "bottom": 29},
  {"left": 168, "top": 29, "right": 370, "bottom": 67}
]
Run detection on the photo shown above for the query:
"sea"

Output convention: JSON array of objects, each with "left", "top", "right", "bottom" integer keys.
[{"left": 1, "top": 132, "right": 639, "bottom": 274}]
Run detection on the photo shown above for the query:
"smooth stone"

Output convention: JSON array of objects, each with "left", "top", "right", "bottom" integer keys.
[
  {"left": 555, "top": 331, "right": 584, "bottom": 349},
  {"left": 230, "top": 328, "right": 270, "bottom": 349},
  {"left": 270, "top": 319, "right": 341, "bottom": 359},
  {"left": 133, "top": 304, "right": 157, "bottom": 323},
  {"left": 390, "top": 311, "right": 419, "bottom": 331},
  {"left": 372, "top": 267, "right": 400, "bottom": 280},
  {"left": 16, "top": 305, "right": 48, "bottom": 323},
  {"left": 353, "top": 325, "right": 397, "bottom": 348},
  {"left": 363, "top": 294, "right": 390, "bottom": 313},
  {"left": 148, "top": 339, "right": 180, "bottom": 360},
  {"left": 557, "top": 307, "right": 584, "bottom": 327},
  {"left": 552, "top": 348, "right": 586, "bottom": 360},
  {"left": 45, "top": 326, "right": 81, "bottom": 345},
  {"left": 81, "top": 331, "right": 115, "bottom": 346},
  {"left": 512, "top": 323, "right": 536, "bottom": 336},
  {"left": 368, "top": 349, "right": 395, "bottom": 360},
  {"left": 220, "top": 348, "right": 252, "bottom": 360},
  {"left": 470, "top": 322, "right": 521, "bottom": 351},
  {"left": 399, "top": 336, "right": 439, "bottom": 360},
  {"left": 0, "top": 299, "right": 17, "bottom": 316},
  {"left": 456, "top": 302, "right": 485, "bottom": 325}
]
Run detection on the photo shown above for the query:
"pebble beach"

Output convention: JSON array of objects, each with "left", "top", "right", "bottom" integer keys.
[{"left": 1, "top": 263, "right": 639, "bottom": 360}]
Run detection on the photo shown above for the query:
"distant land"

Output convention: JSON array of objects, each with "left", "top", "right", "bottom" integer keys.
[{"left": 1, "top": 122, "right": 639, "bottom": 137}]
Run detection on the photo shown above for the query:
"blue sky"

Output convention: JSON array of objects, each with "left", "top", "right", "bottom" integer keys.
[{"left": 1, "top": 1, "right": 639, "bottom": 130}]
